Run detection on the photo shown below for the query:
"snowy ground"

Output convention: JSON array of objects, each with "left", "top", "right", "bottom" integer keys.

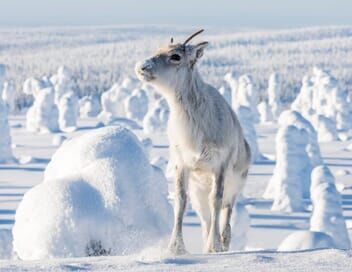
[{"left": 0, "top": 115, "right": 351, "bottom": 270}]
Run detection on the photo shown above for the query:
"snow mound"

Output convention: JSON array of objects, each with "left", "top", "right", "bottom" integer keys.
[
  {"left": 13, "top": 126, "right": 172, "bottom": 260},
  {"left": 278, "top": 231, "right": 335, "bottom": 251},
  {"left": 310, "top": 165, "right": 351, "bottom": 249}
]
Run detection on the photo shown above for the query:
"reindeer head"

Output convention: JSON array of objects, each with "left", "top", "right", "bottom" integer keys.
[{"left": 135, "top": 30, "right": 208, "bottom": 93}]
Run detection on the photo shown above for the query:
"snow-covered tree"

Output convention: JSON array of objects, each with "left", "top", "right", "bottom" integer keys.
[
  {"left": 2, "top": 81, "right": 16, "bottom": 113},
  {"left": 0, "top": 64, "right": 14, "bottom": 162},
  {"left": 278, "top": 110, "right": 322, "bottom": 167},
  {"left": 143, "top": 98, "right": 169, "bottom": 135},
  {"left": 50, "top": 66, "right": 75, "bottom": 105},
  {"left": 124, "top": 88, "right": 149, "bottom": 122},
  {"left": 264, "top": 125, "right": 311, "bottom": 212},
  {"left": 230, "top": 202, "right": 250, "bottom": 251},
  {"left": 79, "top": 95, "right": 101, "bottom": 118},
  {"left": 311, "top": 115, "right": 339, "bottom": 143},
  {"left": 291, "top": 75, "right": 315, "bottom": 119},
  {"left": 235, "top": 105, "right": 263, "bottom": 162},
  {"left": 58, "top": 91, "right": 79, "bottom": 132},
  {"left": 268, "top": 73, "right": 283, "bottom": 120},
  {"left": 257, "top": 99, "right": 274, "bottom": 123},
  {"left": 310, "top": 165, "right": 351, "bottom": 249},
  {"left": 26, "top": 86, "right": 59, "bottom": 133}
]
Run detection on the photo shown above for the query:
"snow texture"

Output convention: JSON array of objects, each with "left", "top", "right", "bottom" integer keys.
[
  {"left": 264, "top": 125, "right": 311, "bottom": 212},
  {"left": 310, "top": 165, "right": 351, "bottom": 249},
  {"left": 12, "top": 126, "right": 172, "bottom": 260},
  {"left": 278, "top": 231, "right": 335, "bottom": 251}
]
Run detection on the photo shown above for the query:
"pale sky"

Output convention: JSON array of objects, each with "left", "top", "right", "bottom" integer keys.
[{"left": 0, "top": 0, "right": 351, "bottom": 28}]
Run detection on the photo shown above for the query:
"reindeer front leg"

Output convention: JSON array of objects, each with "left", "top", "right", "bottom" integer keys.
[
  {"left": 168, "top": 166, "right": 188, "bottom": 255},
  {"left": 206, "top": 168, "right": 225, "bottom": 253}
]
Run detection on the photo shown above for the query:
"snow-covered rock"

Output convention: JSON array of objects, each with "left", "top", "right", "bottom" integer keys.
[
  {"left": 0, "top": 65, "right": 14, "bottom": 162},
  {"left": 143, "top": 99, "right": 169, "bottom": 135},
  {"left": 235, "top": 105, "right": 262, "bottom": 162},
  {"left": 257, "top": 100, "right": 273, "bottom": 123},
  {"left": 311, "top": 115, "right": 339, "bottom": 143},
  {"left": 264, "top": 125, "right": 311, "bottom": 212},
  {"left": 268, "top": 73, "right": 283, "bottom": 120},
  {"left": 26, "top": 85, "right": 59, "bottom": 133},
  {"left": 1, "top": 81, "right": 16, "bottom": 113},
  {"left": 124, "top": 88, "right": 149, "bottom": 122},
  {"left": 278, "top": 110, "right": 322, "bottom": 167},
  {"left": 310, "top": 165, "right": 351, "bottom": 249},
  {"left": 230, "top": 202, "right": 250, "bottom": 251},
  {"left": 0, "top": 230, "right": 13, "bottom": 259},
  {"left": 58, "top": 91, "right": 79, "bottom": 132},
  {"left": 278, "top": 231, "right": 335, "bottom": 251},
  {"left": 99, "top": 83, "right": 130, "bottom": 123},
  {"left": 79, "top": 95, "right": 101, "bottom": 118},
  {"left": 13, "top": 126, "right": 172, "bottom": 260}
]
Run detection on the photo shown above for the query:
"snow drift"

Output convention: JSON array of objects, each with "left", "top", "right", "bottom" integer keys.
[{"left": 13, "top": 126, "right": 172, "bottom": 260}]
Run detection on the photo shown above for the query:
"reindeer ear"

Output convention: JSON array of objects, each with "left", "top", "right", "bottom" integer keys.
[{"left": 195, "top": 41, "right": 209, "bottom": 59}]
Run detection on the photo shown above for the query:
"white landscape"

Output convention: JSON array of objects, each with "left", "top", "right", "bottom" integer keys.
[{"left": 0, "top": 24, "right": 352, "bottom": 272}]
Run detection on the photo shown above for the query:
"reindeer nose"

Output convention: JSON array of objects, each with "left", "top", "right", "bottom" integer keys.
[{"left": 140, "top": 59, "right": 154, "bottom": 71}]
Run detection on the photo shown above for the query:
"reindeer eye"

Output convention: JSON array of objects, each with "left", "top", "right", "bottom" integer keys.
[{"left": 170, "top": 54, "right": 181, "bottom": 62}]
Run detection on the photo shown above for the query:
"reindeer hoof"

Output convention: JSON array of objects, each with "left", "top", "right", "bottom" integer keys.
[
  {"left": 168, "top": 239, "right": 188, "bottom": 255},
  {"left": 205, "top": 237, "right": 222, "bottom": 253}
]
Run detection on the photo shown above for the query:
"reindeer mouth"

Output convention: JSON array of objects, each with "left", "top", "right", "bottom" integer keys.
[{"left": 135, "top": 61, "right": 156, "bottom": 82}]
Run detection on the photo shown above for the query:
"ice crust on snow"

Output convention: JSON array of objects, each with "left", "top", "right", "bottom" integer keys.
[{"left": 13, "top": 126, "right": 172, "bottom": 260}]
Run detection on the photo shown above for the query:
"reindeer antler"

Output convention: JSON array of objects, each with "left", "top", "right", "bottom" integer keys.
[{"left": 183, "top": 29, "right": 204, "bottom": 46}]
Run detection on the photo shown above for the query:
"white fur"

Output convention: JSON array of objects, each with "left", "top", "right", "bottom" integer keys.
[{"left": 135, "top": 36, "right": 251, "bottom": 254}]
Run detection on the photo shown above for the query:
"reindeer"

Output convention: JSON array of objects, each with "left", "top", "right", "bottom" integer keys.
[{"left": 135, "top": 30, "right": 251, "bottom": 254}]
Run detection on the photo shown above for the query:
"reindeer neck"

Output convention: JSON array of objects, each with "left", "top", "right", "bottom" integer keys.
[{"left": 167, "top": 69, "right": 205, "bottom": 116}]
